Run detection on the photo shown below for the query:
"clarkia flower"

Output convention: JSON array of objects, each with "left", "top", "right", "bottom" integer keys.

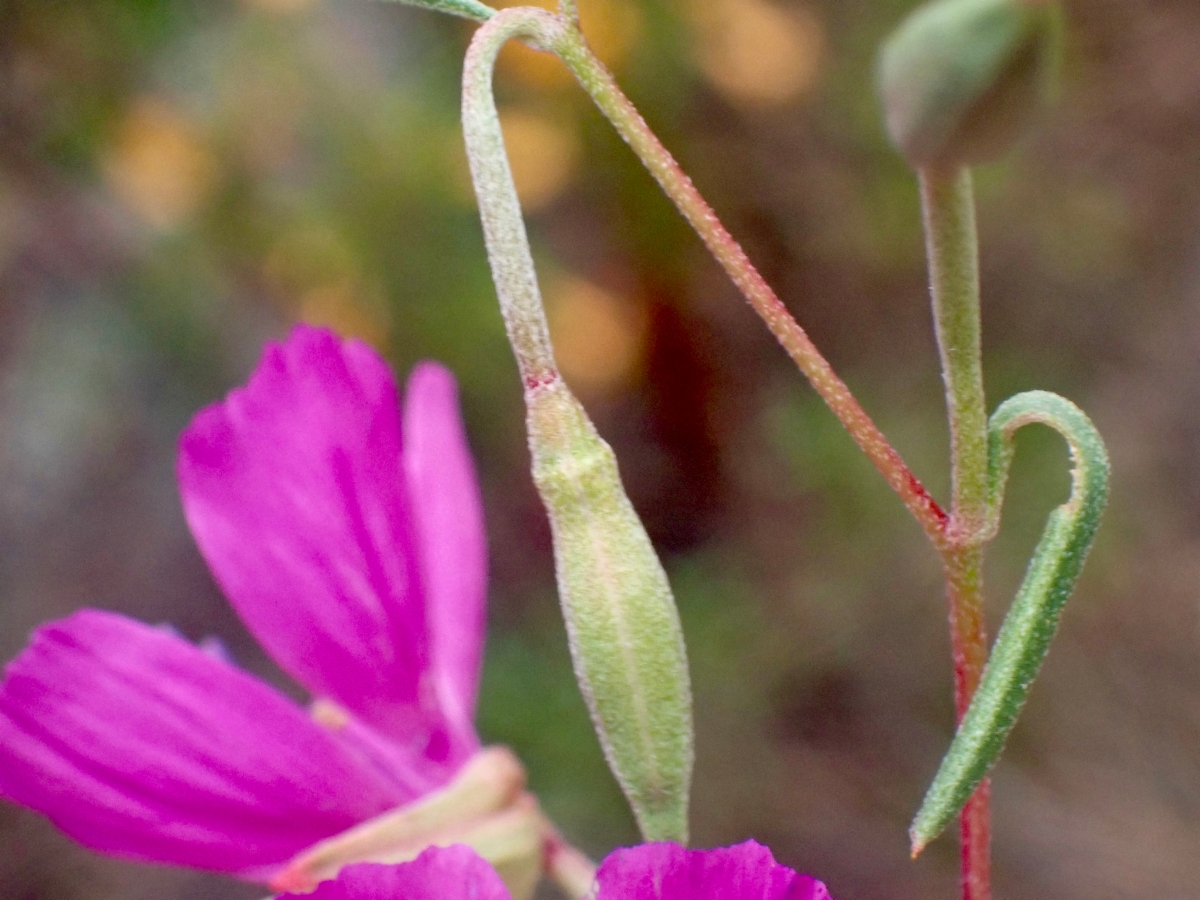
[
  {"left": 280, "top": 840, "right": 834, "bottom": 900},
  {"left": 0, "top": 326, "right": 523, "bottom": 887}
]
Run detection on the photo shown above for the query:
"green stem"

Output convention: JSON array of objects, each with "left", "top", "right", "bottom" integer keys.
[
  {"left": 463, "top": 9, "right": 694, "bottom": 845},
  {"left": 549, "top": 27, "right": 949, "bottom": 546},
  {"left": 918, "top": 166, "right": 990, "bottom": 900},
  {"left": 557, "top": 0, "right": 580, "bottom": 30},
  {"left": 921, "top": 168, "right": 988, "bottom": 538},
  {"left": 461, "top": 7, "right": 566, "bottom": 388}
]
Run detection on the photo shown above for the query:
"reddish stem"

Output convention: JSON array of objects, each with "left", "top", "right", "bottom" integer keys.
[
  {"left": 944, "top": 545, "right": 991, "bottom": 900},
  {"left": 552, "top": 32, "right": 948, "bottom": 547},
  {"left": 921, "top": 166, "right": 991, "bottom": 900}
]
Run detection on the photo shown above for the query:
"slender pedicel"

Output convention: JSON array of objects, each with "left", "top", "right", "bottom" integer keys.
[
  {"left": 463, "top": 7, "right": 694, "bottom": 844},
  {"left": 918, "top": 164, "right": 992, "bottom": 900},
  {"left": 547, "top": 27, "right": 949, "bottom": 547}
]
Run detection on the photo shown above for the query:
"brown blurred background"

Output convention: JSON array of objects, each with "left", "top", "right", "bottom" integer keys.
[{"left": 2, "top": 0, "right": 1200, "bottom": 897}]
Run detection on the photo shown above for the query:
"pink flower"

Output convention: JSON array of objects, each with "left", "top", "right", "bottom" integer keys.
[
  {"left": 290, "top": 846, "right": 510, "bottom": 900},
  {"left": 282, "top": 841, "right": 834, "bottom": 900},
  {"left": 591, "top": 841, "right": 831, "bottom": 899},
  {"left": 0, "top": 326, "right": 489, "bottom": 880}
]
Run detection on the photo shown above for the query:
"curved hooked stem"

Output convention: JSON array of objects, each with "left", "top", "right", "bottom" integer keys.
[
  {"left": 457, "top": 5, "right": 947, "bottom": 543},
  {"left": 464, "top": 8, "right": 695, "bottom": 849},
  {"left": 910, "top": 390, "right": 1111, "bottom": 853},
  {"left": 461, "top": 6, "right": 567, "bottom": 389},
  {"left": 448, "top": 0, "right": 952, "bottom": 551}
]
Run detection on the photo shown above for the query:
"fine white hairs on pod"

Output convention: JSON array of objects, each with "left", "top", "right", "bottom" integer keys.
[{"left": 526, "top": 375, "right": 694, "bottom": 845}]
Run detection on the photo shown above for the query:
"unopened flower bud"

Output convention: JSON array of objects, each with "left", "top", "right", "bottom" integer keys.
[
  {"left": 879, "top": 0, "right": 1061, "bottom": 169},
  {"left": 526, "top": 375, "right": 693, "bottom": 844}
]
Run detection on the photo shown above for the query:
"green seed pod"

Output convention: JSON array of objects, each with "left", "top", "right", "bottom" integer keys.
[
  {"left": 526, "top": 375, "right": 693, "bottom": 845},
  {"left": 879, "top": 0, "right": 1061, "bottom": 169}
]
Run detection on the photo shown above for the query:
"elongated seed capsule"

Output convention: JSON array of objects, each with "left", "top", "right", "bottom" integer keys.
[{"left": 526, "top": 375, "right": 693, "bottom": 844}]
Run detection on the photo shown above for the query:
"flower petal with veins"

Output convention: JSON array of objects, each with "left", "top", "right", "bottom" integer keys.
[
  {"left": 403, "top": 362, "right": 487, "bottom": 751},
  {"left": 596, "top": 840, "right": 832, "bottom": 900},
  {"left": 179, "top": 326, "right": 471, "bottom": 773},
  {"left": 0, "top": 610, "right": 411, "bottom": 875}
]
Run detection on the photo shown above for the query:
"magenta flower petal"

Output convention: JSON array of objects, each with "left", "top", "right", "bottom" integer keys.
[
  {"left": 178, "top": 326, "right": 468, "bottom": 768},
  {"left": 0, "top": 610, "right": 412, "bottom": 876},
  {"left": 596, "top": 841, "right": 832, "bottom": 900},
  {"left": 402, "top": 362, "right": 487, "bottom": 751},
  {"left": 280, "top": 847, "right": 511, "bottom": 900}
]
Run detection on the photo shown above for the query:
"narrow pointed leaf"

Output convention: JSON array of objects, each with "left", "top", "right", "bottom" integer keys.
[
  {"left": 911, "top": 390, "right": 1109, "bottom": 852},
  {"left": 379, "top": 0, "right": 496, "bottom": 23}
]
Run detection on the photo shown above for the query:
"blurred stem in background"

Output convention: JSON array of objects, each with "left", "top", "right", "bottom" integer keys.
[{"left": 919, "top": 166, "right": 991, "bottom": 900}]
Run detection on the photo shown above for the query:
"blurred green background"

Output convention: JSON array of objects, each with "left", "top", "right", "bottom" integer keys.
[{"left": 2, "top": 0, "right": 1199, "bottom": 897}]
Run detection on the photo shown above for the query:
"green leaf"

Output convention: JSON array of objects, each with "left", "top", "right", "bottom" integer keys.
[
  {"left": 910, "top": 390, "right": 1110, "bottom": 853},
  {"left": 378, "top": 0, "right": 496, "bottom": 24}
]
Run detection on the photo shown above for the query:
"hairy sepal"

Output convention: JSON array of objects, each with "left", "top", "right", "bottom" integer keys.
[{"left": 527, "top": 376, "right": 693, "bottom": 844}]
